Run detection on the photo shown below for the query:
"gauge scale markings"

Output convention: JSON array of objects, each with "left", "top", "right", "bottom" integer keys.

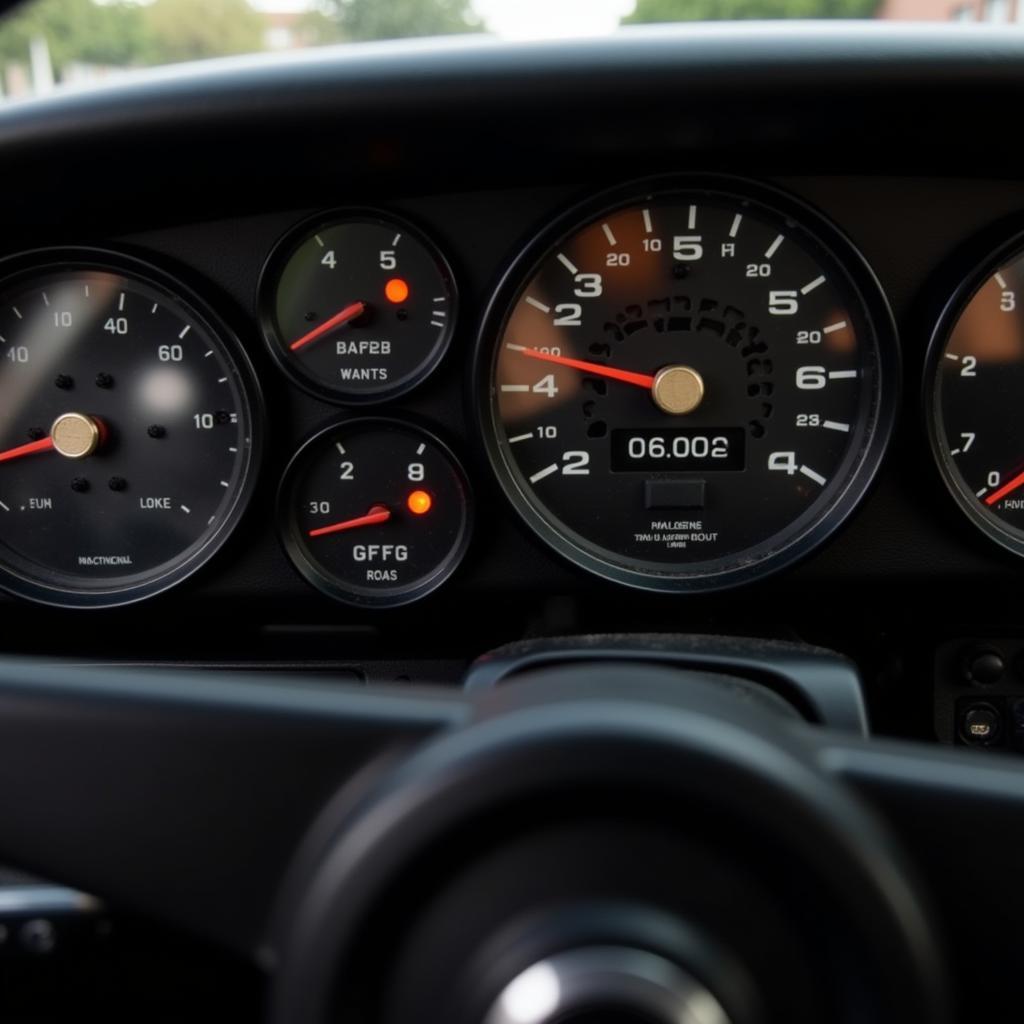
[
  {"left": 280, "top": 419, "right": 471, "bottom": 607},
  {"left": 481, "top": 181, "right": 895, "bottom": 591},
  {"left": 0, "top": 259, "right": 258, "bottom": 607},
  {"left": 926, "top": 244, "right": 1024, "bottom": 559},
  {"left": 260, "top": 214, "right": 457, "bottom": 404}
]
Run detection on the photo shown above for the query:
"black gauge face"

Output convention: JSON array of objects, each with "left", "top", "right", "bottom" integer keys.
[
  {"left": 0, "top": 257, "right": 259, "bottom": 607},
  {"left": 479, "top": 180, "right": 896, "bottom": 592},
  {"left": 927, "top": 241, "right": 1024, "bottom": 557},
  {"left": 280, "top": 418, "right": 471, "bottom": 607},
  {"left": 260, "top": 213, "right": 457, "bottom": 403}
]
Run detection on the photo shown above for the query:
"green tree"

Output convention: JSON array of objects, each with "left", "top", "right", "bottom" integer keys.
[
  {"left": 313, "top": 0, "right": 481, "bottom": 43},
  {"left": 141, "top": 0, "right": 264, "bottom": 65},
  {"left": 0, "top": 0, "right": 147, "bottom": 73},
  {"left": 625, "top": 0, "right": 876, "bottom": 20}
]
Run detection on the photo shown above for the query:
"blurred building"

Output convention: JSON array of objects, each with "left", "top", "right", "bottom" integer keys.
[
  {"left": 262, "top": 8, "right": 306, "bottom": 51},
  {"left": 877, "top": 0, "right": 1021, "bottom": 20}
]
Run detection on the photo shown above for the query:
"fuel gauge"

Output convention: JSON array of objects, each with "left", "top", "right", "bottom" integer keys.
[
  {"left": 260, "top": 212, "right": 457, "bottom": 403},
  {"left": 280, "top": 418, "right": 472, "bottom": 607}
]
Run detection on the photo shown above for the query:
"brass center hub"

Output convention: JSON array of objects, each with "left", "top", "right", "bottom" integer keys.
[
  {"left": 51, "top": 413, "right": 102, "bottom": 459},
  {"left": 651, "top": 365, "right": 705, "bottom": 415}
]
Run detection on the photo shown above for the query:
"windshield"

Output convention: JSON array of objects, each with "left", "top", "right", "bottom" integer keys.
[{"left": 0, "top": 0, "right": 1012, "bottom": 101}]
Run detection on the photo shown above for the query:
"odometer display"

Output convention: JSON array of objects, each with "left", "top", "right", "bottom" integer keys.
[
  {"left": 0, "top": 254, "right": 259, "bottom": 607},
  {"left": 610, "top": 429, "right": 746, "bottom": 473},
  {"left": 479, "top": 180, "right": 896, "bottom": 591}
]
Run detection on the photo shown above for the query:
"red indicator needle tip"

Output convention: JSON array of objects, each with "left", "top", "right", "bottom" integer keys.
[
  {"left": 289, "top": 300, "right": 367, "bottom": 353},
  {"left": 308, "top": 504, "right": 390, "bottom": 538},
  {"left": 0, "top": 436, "right": 55, "bottom": 464},
  {"left": 985, "top": 469, "right": 1024, "bottom": 507},
  {"left": 515, "top": 347, "right": 656, "bottom": 389}
]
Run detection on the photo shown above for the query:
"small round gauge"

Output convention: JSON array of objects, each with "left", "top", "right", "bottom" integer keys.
[
  {"left": 279, "top": 418, "right": 471, "bottom": 607},
  {"left": 259, "top": 212, "right": 457, "bottom": 403},
  {"left": 926, "top": 235, "right": 1024, "bottom": 558},
  {"left": 0, "top": 251, "right": 260, "bottom": 608},
  {"left": 477, "top": 178, "right": 897, "bottom": 592}
]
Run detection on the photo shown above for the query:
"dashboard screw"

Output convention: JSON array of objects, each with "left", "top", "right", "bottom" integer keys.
[
  {"left": 108, "top": 476, "right": 127, "bottom": 492},
  {"left": 70, "top": 477, "right": 90, "bottom": 493},
  {"left": 147, "top": 424, "right": 166, "bottom": 439},
  {"left": 54, "top": 374, "right": 73, "bottom": 390},
  {"left": 95, "top": 372, "right": 114, "bottom": 389}
]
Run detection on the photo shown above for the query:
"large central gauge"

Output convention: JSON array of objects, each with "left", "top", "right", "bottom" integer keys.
[{"left": 478, "top": 179, "right": 896, "bottom": 591}]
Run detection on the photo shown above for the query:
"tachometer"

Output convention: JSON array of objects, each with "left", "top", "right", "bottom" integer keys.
[
  {"left": 0, "top": 252, "right": 260, "bottom": 607},
  {"left": 477, "top": 179, "right": 896, "bottom": 591}
]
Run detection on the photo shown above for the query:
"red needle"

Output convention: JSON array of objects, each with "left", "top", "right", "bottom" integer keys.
[
  {"left": 0, "top": 437, "right": 55, "bottom": 464},
  {"left": 308, "top": 504, "right": 391, "bottom": 538},
  {"left": 289, "top": 301, "right": 366, "bottom": 353},
  {"left": 985, "top": 469, "right": 1024, "bottom": 507},
  {"left": 515, "top": 347, "right": 656, "bottom": 389}
]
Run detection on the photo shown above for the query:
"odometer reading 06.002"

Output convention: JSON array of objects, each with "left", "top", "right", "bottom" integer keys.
[
  {"left": 0, "top": 256, "right": 259, "bottom": 607},
  {"left": 480, "top": 181, "right": 896, "bottom": 591}
]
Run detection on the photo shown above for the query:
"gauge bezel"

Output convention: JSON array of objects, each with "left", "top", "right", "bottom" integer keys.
[
  {"left": 278, "top": 415, "right": 473, "bottom": 608},
  {"left": 923, "top": 227, "right": 1024, "bottom": 561},
  {"left": 0, "top": 246, "right": 264, "bottom": 610},
  {"left": 257, "top": 208, "right": 458, "bottom": 405},
  {"left": 473, "top": 174, "right": 899, "bottom": 594}
]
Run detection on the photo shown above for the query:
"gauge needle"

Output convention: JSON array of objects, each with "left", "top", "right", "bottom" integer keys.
[
  {"left": 515, "top": 347, "right": 656, "bottom": 389},
  {"left": 289, "top": 301, "right": 367, "bottom": 352},
  {"left": 308, "top": 504, "right": 391, "bottom": 538},
  {"left": 985, "top": 468, "right": 1024, "bottom": 507},
  {"left": 0, "top": 437, "right": 55, "bottom": 464}
]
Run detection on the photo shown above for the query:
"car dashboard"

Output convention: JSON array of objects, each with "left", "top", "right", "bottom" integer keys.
[{"left": 3, "top": 23, "right": 1024, "bottom": 1023}]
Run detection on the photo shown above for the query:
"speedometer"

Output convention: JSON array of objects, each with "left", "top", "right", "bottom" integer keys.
[{"left": 477, "top": 179, "right": 896, "bottom": 591}]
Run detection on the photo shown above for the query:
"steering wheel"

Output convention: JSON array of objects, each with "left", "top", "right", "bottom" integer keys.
[{"left": 0, "top": 645, "right": 1006, "bottom": 1023}]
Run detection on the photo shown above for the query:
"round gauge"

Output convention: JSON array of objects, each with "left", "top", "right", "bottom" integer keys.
[
  {"left": 477, "top": 179, "right": 897, "bottom": 592},
  {"left": 279, "top": 418, "right": 471, "bottom": 607},
  {"left": 259, "top": 212, "right": 457, "bottom": 403},
  {"left": 0, "top": 252, "right": 260, "bottom": 608},
  {"left": 925, "top": 235, "right": 1024, "bottom": 558}
]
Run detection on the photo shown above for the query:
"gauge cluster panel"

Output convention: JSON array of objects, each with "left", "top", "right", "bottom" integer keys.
[{"left": 2, "top": 179, "right": 1024, "bottom": 612}]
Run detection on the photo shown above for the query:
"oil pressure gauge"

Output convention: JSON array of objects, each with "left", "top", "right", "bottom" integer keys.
[
  {"left": 279, "top": 418, "right": 472, "bottom": 607},
  {"left": 260, "top": 212, "right": 457, "bottom": 403}
]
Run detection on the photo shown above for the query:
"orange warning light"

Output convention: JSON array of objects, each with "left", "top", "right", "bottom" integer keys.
[
  {"left": 385, "top": 278, "right": 410, "bottom": 304},
  {"left": 407, "top": 490, "right": 432, "bottom": 515}
]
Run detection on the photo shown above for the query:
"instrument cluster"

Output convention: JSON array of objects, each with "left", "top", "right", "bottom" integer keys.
[{"left": 0, "top": 175, "right": 1021, "bottom": 609}]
